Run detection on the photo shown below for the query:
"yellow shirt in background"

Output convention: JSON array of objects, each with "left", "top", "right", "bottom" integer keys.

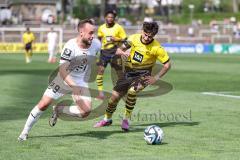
[
  {"left": 22, "top": 32, "right": 35, "bottom": 45},
  {"left": 98, "top": 23, "right": 126, "bottom": 50}
]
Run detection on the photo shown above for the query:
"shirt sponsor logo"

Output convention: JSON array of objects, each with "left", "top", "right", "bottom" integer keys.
[{"left": 133, "top": 51, "right": 143, "bottom": 63}]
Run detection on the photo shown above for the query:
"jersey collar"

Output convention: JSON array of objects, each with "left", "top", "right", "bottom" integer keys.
[{"left": 106, "top": 22, "right": 115, "bottom": 28}]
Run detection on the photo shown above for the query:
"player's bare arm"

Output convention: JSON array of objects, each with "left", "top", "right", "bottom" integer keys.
[
  {"left": 59, "top": 62, "right": 82, "bottom": 97},
  {"left": 115, "top": 41, "right": 131, "bottom": 58},
  {"left": 110, "top": 36, "right": 124, "bottom": 42},
  {"left": 145, "top": 60, "right": 171, "bottom": 85}
]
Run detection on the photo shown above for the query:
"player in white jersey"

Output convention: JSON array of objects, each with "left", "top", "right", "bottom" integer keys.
[
  {"left": 18, "top": 19, "right": 101, "bottom": 141},
  {"left": 47, "top": 27, "right": 58, "bottom": 63}
]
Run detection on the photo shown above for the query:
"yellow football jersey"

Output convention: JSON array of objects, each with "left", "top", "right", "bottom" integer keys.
[
  {"left": 98, "top": 23, "right": 126, "bottom": 50},
  {"left": 22, "top": 32, "right": 35, "bottom": 44},
  {"left": 125, "top": 34, "right": 169, "bottom": 69}
]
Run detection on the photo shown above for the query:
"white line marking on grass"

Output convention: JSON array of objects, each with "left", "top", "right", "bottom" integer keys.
[{"left": 201, "top": 92, "right": 240, "bottom": 99}]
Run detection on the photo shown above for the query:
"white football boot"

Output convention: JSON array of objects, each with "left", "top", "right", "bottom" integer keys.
[
  {"left": 49, "top": 105, "right": 58, "bottom": 127},
  {"left": 18, "top": 133, "right": 28, "bottom": 141}
]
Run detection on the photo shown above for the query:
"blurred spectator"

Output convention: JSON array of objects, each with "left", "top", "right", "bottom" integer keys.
[
  {"left": 160, "top": 0, "right": 170, "bottom": 23},
  {"left": 173, "top": 0, "right": 183, "bottom": 14},
  {"left": 230, "top": 16, "right": 237, "bottom": 24},
  {"left": 0, "top": 7, "right": 12, "bottom": 25},
  {"left": 129, "top": 1, "right": 141, "bottom": 17},
  {"left": 187, "top": 26, "right": 195, "bottom": 37},
  {"left": 232, "top": 24, "right": 239, "bottom": 38},
  {"left": 47, "top": 15, "right": 54, "bottom": 24},
  {"left": 18, "top": 13, "right": 23, "bottom": 24},
  {"left": 106, "top": 0, "right": 118, "bottom": 11},
  {"left": 74, "top": 18, "right": 80, "bottom": 30},
  {"left": 197, "top": 19, "right": 203, "bottom": 26},
  {"left": 42, "top": 9, "right": 55, "bottom": 24},
  {"left": 203, "top": 0, "right": 210, "bottom": 12},
  {"left": 210, "top": 20, "right": 219, "bottom": 31},
  {"left": 118, "top": 17, "right": 132, "bottom": 26},
  {"left": 204, "top": 0, "right": 221, "bottom": 12},
  {"left": 213, "top": 0, "right": 221, "bottom": 12},
  {"left": 145, "top": 0, "right": 159, "bottom": 15},
  {"left": 231, "top": 17, "right": 240, "bottom": 39}
]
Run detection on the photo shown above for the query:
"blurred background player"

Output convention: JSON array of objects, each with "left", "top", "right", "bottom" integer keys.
[
  {"left": 22, "top": 27, "right": 35, "bottom": 63},
  {"left": 96, "top": 10, "right": 127, "bottom": 100},
  {"left": 94, "top": 21, "right": 171, "bottom": 131},
  {"left": 47, "top": 27, "right": 58, "bottom": 63},
  {"left": 18, "top": 19, "right": 101, "bottom": 141}
]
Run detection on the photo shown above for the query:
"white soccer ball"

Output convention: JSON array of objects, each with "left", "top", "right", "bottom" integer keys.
[{"left": 144, "top": 125, "right": 164, "bottom": 145}]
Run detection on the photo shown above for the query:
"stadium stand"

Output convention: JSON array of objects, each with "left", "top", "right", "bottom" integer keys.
[{"left": 0, "top": 23, "right": 238, "bottom": 44}]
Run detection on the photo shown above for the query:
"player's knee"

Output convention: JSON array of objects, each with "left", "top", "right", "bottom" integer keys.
[
  {"left": 110, "top": 93, "right": 121, "bottom": 103},
  {"left": 97, "top": 66, "right": 105, "bottom": 74},
  {"left": 37, "top": 102, "right": 49, "bottom": 111},
  {"left": 37, "top": 97, "right": 53, "bottom": 111}
]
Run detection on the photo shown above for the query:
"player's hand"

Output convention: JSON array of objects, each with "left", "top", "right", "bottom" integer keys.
[
  {"left": 116, "top": 48, "right": 130, "bottom": 58},
  {"left": 110, "top": 36, "right": 116, "bottom": 42},
  {"left": 144, "top": 76, "right": 158, "bottom": 85}
]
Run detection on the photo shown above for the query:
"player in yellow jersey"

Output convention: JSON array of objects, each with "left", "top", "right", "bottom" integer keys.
[
  {"left": 96, "top": 10, "right": 127, "bottom": 100},
  {"left": 94, "top": 21, "right": 171, "bottom": 131},
  {"left": 22, "top": 27, "right": 35, "bottom": 63}
]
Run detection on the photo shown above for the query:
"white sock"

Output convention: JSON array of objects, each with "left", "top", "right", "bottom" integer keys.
[{"left": 21, "top": 106, "right": 43, "bottom": 135}]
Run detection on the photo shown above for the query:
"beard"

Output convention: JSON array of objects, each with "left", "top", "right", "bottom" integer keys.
[{"left": 82, "top": 38, "right": 92, "bottom": 46}]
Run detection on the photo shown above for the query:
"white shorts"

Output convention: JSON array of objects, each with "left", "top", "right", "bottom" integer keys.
[
  {"left": 44, "top": 86, "right": 91, "bottom": 101},
  {"left": 43, "top": 74, "right": 91, "bottom": 101}
]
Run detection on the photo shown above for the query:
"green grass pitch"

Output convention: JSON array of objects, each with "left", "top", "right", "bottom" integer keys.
[{"left": 0, "top": 53, "right": 239, "bottom": 160}]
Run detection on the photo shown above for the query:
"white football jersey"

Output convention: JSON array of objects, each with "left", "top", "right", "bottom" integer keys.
[{"left": 60, "top": 38, "right": 101, "bottom": 83}]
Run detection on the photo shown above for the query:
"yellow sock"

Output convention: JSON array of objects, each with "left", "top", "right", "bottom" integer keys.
[
  {"left": 124, "top": 109, "right": 132, "bottom": 119},
  {"left": 104, "top": 98, "right": 118, "bottom": 120},
  {"left": 96, "top": 74, "right": 103, "bottom": 91},
  {"left": 104, "top": 112, "right": 113, "bottom": 120},
  {"left": 124, "top": 87, "right": 137, "bottom": 119}
]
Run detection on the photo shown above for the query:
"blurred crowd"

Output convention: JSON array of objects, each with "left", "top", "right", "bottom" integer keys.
[{"left": 0, "top": 0, "right": 239, "bottom": 39}]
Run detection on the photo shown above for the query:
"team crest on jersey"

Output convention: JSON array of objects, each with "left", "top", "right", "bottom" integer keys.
[
  {"left": 133, "top": 51, "right": 143, "bottom": 63},
  {"left": 61, "top": 48, "right": 72, "bottom": 60}
]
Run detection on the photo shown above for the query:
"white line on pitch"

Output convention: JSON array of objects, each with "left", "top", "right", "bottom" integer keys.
[{"left": 201, "top": 92, "right": 240, "bottom": 99}]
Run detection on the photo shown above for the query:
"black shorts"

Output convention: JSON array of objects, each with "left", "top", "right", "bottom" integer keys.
[
  {"left": 97, "top": 47, "right": 122, "bottom": 70},
  {"left": 25, "top": 43, "right": 32, "bottom": 51},
  {"left": 113, "top": 70, "right": 151, "bottom": 95}
]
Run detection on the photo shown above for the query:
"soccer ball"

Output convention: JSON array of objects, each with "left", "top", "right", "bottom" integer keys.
[{"left": 144, "top": 125, "right": 164, "bottom": 145}]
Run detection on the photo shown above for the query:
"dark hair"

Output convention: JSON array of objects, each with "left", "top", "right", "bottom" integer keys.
[
  {"left": 77, "top": 18, "right": 95, "bottom": 31},
  {"left": 142, "top": 21, "right": 159, "bottom": 35},
  {"left": 104, "top": 10, "right": 117, "bottom": 18}
]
